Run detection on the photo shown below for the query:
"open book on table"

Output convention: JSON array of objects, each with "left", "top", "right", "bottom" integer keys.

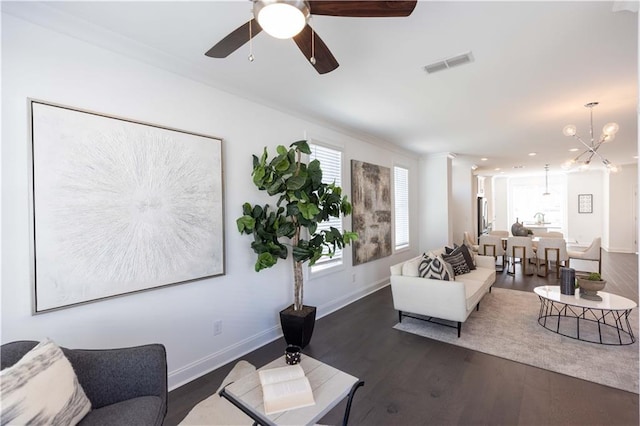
[{"left": 258, "top": 364, "right": 316, "bottom": 415}]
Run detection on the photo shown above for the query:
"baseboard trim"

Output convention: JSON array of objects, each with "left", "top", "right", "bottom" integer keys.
[
  {"left": 167, "top": 279, "right": 390, "bottom": 390},
  {"left": 168, "top": 326, "right": 282, "bottom": 390},
  {"left": 316, "top": 279, "right": 390, "bottom": 319}
]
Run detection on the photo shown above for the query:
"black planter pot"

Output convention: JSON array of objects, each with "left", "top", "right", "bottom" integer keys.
[{"left": 279, "top": 305, "right": 316, "bottom": 349}]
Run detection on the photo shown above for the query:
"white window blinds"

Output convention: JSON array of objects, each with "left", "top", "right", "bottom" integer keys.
[
  {"left": 309, "top": 144, "right": 343, "bottom": 267},
  {"left": 394, "top": 166, "right": 409, "bottom": 250}
]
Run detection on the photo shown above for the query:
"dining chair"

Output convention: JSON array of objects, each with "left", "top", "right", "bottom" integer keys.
[
  {"left": 463, "top": 231, "right": 479, "bottom": 252},
  {"left": 535, "top": 238, "right": 568, "bottom": 277},
  {"left": 479, "top": 234, "right": 505, "bottom": 270},
  {"left": 506, "top": 236, "right": 534, "bottom": 276},
  {"left": 546, "top": 231, "right": 564, "bottom": 238},
  {"left": 489, "top": 230, "right": 509, "bottom": 238},
  {"left": 567, "top": 237, "right": 602, "bottom": 274}
]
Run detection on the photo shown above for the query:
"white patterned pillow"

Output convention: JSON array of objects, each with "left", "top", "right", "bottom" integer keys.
[
  {"left": 418, "top": 255, "right": 452, "bottom": 281},
  {"left": 0, "top": 339, "right": 91, "bottom": 425}
]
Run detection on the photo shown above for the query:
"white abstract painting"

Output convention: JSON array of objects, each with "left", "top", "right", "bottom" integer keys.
[{"left": 30, "top": 100, "right": 224, "bottom": 312}]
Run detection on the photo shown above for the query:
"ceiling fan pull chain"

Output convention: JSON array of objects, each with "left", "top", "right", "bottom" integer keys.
[
  {"left": 248, "top": 14, "right": 255, "bottom": 62},
  {"left": 310, "top": 24, "right": 316, "bottom": 65}
]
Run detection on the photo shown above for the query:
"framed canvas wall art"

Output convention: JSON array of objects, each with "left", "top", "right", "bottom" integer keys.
[
  {"left": 578, "top": 194, "right": 593, "bottom": 214},
  {"left": 350, "top": 160, "right": 392, "bottom": 265},
  {"left": 29, "top": 99, "right": 225, "bottom": 313}
]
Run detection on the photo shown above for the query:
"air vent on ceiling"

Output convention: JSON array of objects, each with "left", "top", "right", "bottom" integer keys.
[{"left": 423, "top": 51, "right": 474, "bottom": 75}]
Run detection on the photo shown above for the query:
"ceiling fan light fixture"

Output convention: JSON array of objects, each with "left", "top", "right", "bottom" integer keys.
[{"left": 254, "top": 0, "right": 309, "bottom": 39}]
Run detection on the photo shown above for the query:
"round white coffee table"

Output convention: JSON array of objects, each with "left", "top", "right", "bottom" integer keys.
[{"left": 534, "top": 285, "right": 637, "bottom": 345}]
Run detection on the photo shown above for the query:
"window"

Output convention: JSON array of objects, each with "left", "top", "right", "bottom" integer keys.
[
  {"left": 394, "top": 166, "right": 409, "bottom": 250},
  {"left": 508, "top": 174, "right": 567, "bottom": 236},
  {"left": 309, "top": 143, "right": 343, "bottom": 270}
]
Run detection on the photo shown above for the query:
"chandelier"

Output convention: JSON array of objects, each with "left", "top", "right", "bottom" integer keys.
[{"left": 561, "top": 102, "right": 620, "bottom": 172}]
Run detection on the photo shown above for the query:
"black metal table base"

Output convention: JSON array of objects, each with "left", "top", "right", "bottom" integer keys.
[
  {"left": 219, "top": 379, "right": 364, "bottom": 426},
  {"left": 537, "top": 296, "right": 636, "bottom": 345}
]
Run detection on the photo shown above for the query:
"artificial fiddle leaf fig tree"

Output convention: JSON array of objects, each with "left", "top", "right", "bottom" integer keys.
[{"left": 236, "top": 140, "right": 357, "bottom": 312}]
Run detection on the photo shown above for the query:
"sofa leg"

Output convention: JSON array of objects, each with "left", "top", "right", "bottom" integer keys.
[
  {"left": 398, "top": 311, "right": 402, "bottom": 323},
  {"left": 457, "top": 322, "right": 462, "bottom": 338},
  {"left": 476, "top": 302, "right": 480, "bottom": 311}
]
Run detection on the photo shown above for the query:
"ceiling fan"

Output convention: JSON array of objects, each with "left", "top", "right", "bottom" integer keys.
[{"left": 205, "top": 0, "right": 418, "bottom": 74}]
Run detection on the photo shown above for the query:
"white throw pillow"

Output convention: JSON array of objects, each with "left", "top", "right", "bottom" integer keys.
[
  {"left": 401, "top": 256, "right": 424, "bottom": 277},
  {"left": 0, "top": 339, "right": 91, "bottom": 426}
]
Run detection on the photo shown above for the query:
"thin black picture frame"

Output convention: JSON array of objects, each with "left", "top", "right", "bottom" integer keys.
[{"left": 578, "top": 194, "right": 593, "bottom": 214}]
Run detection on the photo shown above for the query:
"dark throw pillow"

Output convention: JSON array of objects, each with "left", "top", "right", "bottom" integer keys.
[
  {"left": 445, "top": 243, "right": 476, "bottom": 271},
  {"left": 442, "top": 251, "right": 471, "bottom": 276}
]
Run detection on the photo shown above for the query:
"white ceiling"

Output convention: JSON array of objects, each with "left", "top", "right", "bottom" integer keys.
[{"left": 4, "top": 1, "right": 638, "bottom": 176}]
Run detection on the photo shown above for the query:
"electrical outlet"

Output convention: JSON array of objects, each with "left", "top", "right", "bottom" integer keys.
[{"left": 213, "top": 320, "right": 223, "bottom": 336}]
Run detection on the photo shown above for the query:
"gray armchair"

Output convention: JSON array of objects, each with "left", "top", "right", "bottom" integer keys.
[{"left": 1, "top": 340, "right": 167, "bottom": 426}]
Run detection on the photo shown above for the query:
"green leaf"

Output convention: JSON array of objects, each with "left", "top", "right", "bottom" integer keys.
[
  {"left": 251, "top": 204, "right": 264, "bottom": 219},
  {"left": 308, "top": 222, "right": 317, "bottom": 235},
  {"left": 276, "top": 221, "right": 296, "bottom": 238},
  {"left": 267, "top": 180, "right": 284, "bottom": 196},
  {"left": 343, "top": 231, "right": 359, "bottom": 243},
  {"left": 242, "top": 202, "right": 253, "bottom": 216},
  {"left": 298, "top": 202, "right": 320, "bottom": 220},
  {"left": 341, "top": 196, "right": 352, "bottom": 215},
  {"left": 276, "top": 145, "right": 287, "bottom": 156},
  {"left": 259, "top": 147, "right": 268, "bottom": 166},
  {"left": 236, "top": 215, "right": 255, "bottom": 233},
  {"left": 270, "top": 153, "right": 291, "bottom": 172},
  {"left": 286, "top": 175, "right": 306, "bottom": 190},
  {"left": 252, "top": 166, "right": 266, "bottom": 186},
  {"left": 255, "top": 252, "right": 277, "bottom": 271},
  {"left": 290, "top": 140, "right": 311, "bottom": 155},
  {"left": 308, "top": 160, "right": 322, "bottom": 188}
]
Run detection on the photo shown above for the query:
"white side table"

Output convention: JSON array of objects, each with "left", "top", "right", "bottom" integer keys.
[{"left": 219, "top": 355, "right": 364, "bottom": 426}]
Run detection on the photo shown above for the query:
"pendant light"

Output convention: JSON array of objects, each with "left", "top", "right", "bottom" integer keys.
[{"left": 543, "top": 164, "right": 550, "bottom": 196}]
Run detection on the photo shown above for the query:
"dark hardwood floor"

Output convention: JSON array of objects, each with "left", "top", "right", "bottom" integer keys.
[{"left": 166, "top": 251, "right": 639, "bottom": 425}]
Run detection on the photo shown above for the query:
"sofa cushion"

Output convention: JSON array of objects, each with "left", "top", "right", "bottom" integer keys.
[
  {"left": 0, "top": 339, "right": 91, "bottom": 426},
  {"left": 79, "top": 396, "right": 163, "bottom": 426},
  {"left": 442, "top": 251, "right": 471, "bottom": 276},
  {"left": 419, "top": 255, "right": 452, "bottom": 281},
  {"left": 463, "top": 279, "right": 488, "bottom": 312},
  {"left": 445, "top": 244, "right": 476, "bottom": 270},
  {"left": 456, "top": 264, "right": 494, "bottom": 281},
  {"left": 401, "top": 255, "right": 424, "bottom": 277}
]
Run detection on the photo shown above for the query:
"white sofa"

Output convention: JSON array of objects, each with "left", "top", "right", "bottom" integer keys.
[{"left": 390, "top": 251, "right": 496, "bottom": 337}]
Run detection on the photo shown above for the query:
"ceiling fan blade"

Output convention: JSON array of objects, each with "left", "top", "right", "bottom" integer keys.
[
  {"left": 205, "top": 19, "right": 262, "bottom": 58},
  {"left": 293, "top": 25, "right": 339, "bottom": 74},
  {"left": 309, "top": 1, "right": 417, "bottom": 17}
]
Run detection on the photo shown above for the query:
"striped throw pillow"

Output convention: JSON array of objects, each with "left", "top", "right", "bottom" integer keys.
[
  {"left": 0, "top": 339, "right": 91, "bottom": 425},
  {"left": 419, "top": 255, "right": 452, "bottom": 281},
  {"left": 442, "top": 251, "right": 471, "bottom": 276}
]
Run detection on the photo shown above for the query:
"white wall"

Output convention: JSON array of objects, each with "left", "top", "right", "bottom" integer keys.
[
  {"left": 606, "top": 163, "right": 637, "bottom": 253},
  {"left": 1, "top": 13, "right": 420, "bottom": 389},
  {"left": 418, "top": 154, "right": 452, "bottom": 251},
  {"left": 566, "top": 170, "right": 604, "bottom": 245},
  {"left": 451, "top": 158, "right": 474, "bottom": 244},
  {"left": 492, "top": 176, "right": 509, "bottom": 231}
]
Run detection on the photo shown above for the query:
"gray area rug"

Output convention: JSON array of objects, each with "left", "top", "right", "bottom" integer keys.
[{"left": 393, "top": 287, "right": 639, "bottom": 394}]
